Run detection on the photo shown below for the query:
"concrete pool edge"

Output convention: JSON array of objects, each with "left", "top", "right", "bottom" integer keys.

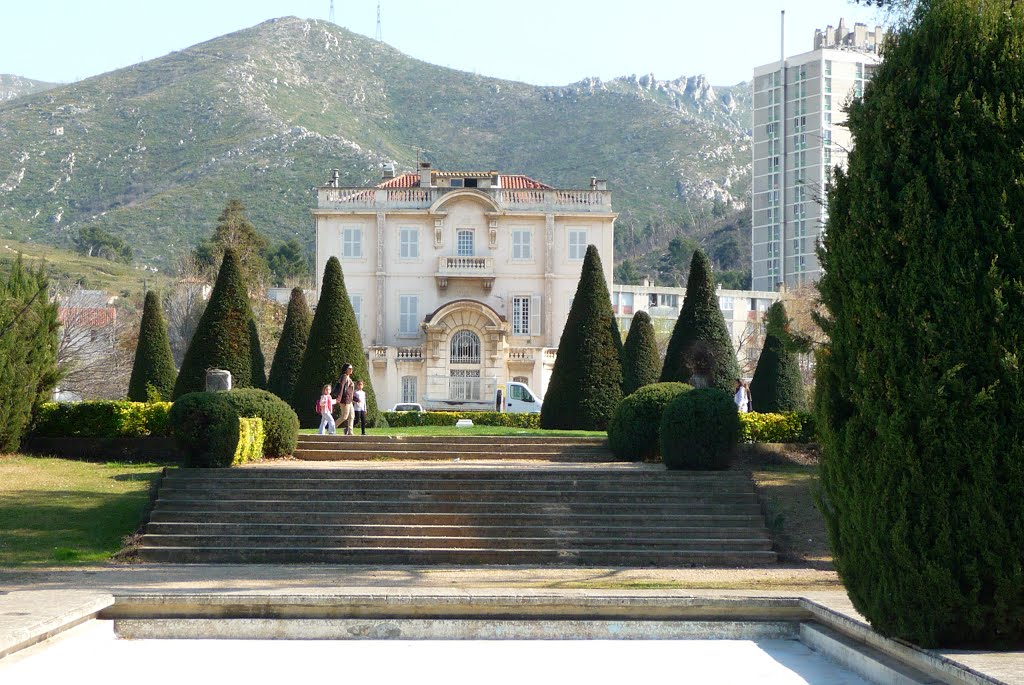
[{"left": 0, "top": 589, "right": 1011, "bottom": 685}]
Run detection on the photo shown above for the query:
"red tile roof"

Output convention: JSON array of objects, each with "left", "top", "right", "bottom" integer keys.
[
  {"left": 377, "top": 172, "right": 420, "bottom": 188},
  {"left": 499, "top": 174, "right": 552, "bottom": 190},
  {"left": 58, "top": 306, "right": 117, "bottom": 328}
]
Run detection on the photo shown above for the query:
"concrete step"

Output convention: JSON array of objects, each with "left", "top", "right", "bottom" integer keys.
[
  {"left": 137, "top": 546, "right": 778, "bottom": 566},
  {"left": 296, "top": 442, "right": 611, "bottom": 454},
  {"left": 141, "top": 533, "right": 774, "bottom": 551},
  {"left": 292, "top": 449, "right": 615, "bottom": 462},
  {"left": 148, "top": 509, "right": 767, "bottom": 526},
  {"left": 150, "top": 498, "right": 764, "bottom": 516},
  {"left": 297, "top": 435, "right": 609, "bottom": 446},
  {"left": 144, "top": 522, "right": 771, "bottom": 539},
  {"left": 163, "top": 468, "right": 752, "bottom": 483}
]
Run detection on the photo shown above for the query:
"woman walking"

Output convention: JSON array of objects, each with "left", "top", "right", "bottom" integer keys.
[{"left": 335, "top": 363, "right": 355, "bottom": 435}]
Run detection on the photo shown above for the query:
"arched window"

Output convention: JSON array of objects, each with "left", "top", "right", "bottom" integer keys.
[{"left": 450, "top": 330, "right": 481, "bottom": 364}]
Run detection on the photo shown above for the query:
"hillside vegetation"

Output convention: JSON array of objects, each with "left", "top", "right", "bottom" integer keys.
[{"left": 0, "top": 17, "right": 751, "bottom": 275}]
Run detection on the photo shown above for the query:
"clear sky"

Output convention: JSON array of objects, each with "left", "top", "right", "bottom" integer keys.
[{"left": 1, "top": 0, "right": 887, "bottom": 87}]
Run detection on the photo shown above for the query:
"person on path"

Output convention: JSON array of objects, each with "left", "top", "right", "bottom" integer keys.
[
  {"left": 734, "top": 379, "right": 751, "bottom": 413},
  {"left": 317, "top": 384, "right": 336, "bottom": 435},
  {"left": 335, "top": 363, "right": 355, "bottom": 435},
  {"left": 352, "top": 379, "right": 367, "bottom": 435}
]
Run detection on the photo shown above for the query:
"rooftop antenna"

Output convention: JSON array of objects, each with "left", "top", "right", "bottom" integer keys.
[
  {"left": 375, "top": 2, "right": 382, "bottom": 41},
  {"left": 329, "top": 0, "right": 335, "bottom": 24}
]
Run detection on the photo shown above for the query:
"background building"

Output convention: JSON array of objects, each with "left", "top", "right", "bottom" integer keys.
[
  {"left": 314, "top": 163, "right": 615, "bottom": 410},
  {"left": 751, "top": 18, "right": 883, "bottom": 291}
]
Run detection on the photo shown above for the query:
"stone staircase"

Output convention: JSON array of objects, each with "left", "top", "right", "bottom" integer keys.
[
  {"left": 139, "top": 461, "right": 777, "bottom": 566},
  {"left": 292, "top": 434, "right": 614, "bottom": 462}
]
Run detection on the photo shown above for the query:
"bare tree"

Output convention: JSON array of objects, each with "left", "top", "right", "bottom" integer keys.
[
  {"left": 164, "top": 252, "right": 209, "bottom": 367},
  {"left": 53, "top": 287, "right": 138, "bottom": 399}
]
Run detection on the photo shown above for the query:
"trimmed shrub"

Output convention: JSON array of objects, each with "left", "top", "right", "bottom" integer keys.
[
  {"left": 169, "top": 392, "right": 243, "bottom": 468},
  {"left": 32, "top": 401, "right": 172, "bottom": 438},
  {"left": 608, "top": 382, "right": 692, "bottom": 461},
  {"left": 173, "top": 248, "right": 265, "bottom": 398},
  {"left": 234, "top": 417, "right": 264, "bottom": 465},
  {"left": 127, "top": 290, "right": 177, "bottom": 402},
  {"left": 222, "top": 388, "right": 299, "bottom": 457},
  {"left": 267, "top": 287, "right": 311, "bottom": 403},
  {"left": 660, "top": 249, "right": 740, "bottom": 391},
  {"left": 660, "top": 388, "right": 740, "bottom": 470},
  {"left": 292, "top": 257, "right": 379, "bottom": 428},
  {"left": 750, "top": 302, "right": 806, "bottom": 413},
  {"left": 738, "top": 411, "right": 814, "bottom": 444},
  {"left": 541, "top": 245, "right": 622, "bottom": 430},
  {"left": 383, "top": 411, "right": 541, "bottom": 429},
  {"left": 621, "top": 311, "right": 661, "bottom": 396}
]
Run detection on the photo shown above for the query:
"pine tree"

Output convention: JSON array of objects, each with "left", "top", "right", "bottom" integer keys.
[
  {"left": 816, "top": 0, "right": 1024, "bottom": 647},
  {"left": 127, "top": 290, "right": 177, "bottom": 401},
  {"left": 172, "top": 248, "right": 266, "bottom": 398},
  {"left": 0, "top": 255, "right": 59, "bottom": 451},
  {"left": 659, "top": 249, "right": 739, "bottom": 391},
  {"left": 621, "top": 311, "right": 660, "bottom": 396},
  {"left": 540, "top": 245, "right": 622, "bottom": 430},
  {"left": 194, "top": 200, "right": 270, "bottom": 286},
  {"left": 267, "top": 287, "right": 312, "bottom": 403},
  {"left": 749, "top": 302, "right": 805, "bottom": 412},
  {"left": 291, "top": 257, "right": 378, "bottom": 428}
]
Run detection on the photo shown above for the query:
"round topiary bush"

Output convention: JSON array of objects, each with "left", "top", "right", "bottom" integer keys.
[
  {"left": 659, "top": 388, "right": 740, "bottom": 470},
  {"left": 169, "top": 392, "right": 241, "bottom": 468},
  {"left": 608, "top": 382, "right": 692, "bottom": 462},
  {"left": 223, "top": 388, "right": 299, "bottom": 458}
]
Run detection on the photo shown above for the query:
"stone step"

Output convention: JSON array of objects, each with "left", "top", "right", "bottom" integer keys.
[
  {"left": 137, "top": 546, "right": 778, "bottom": 566},
  {"left": 297, "top": 435, "right": 609, "bottom": 446},
  {"left": 296, "top": 441, "right": 610, "bottom": 453},
  {"left": 151, "top": 498, "right": 763, "bottom": 515},
  {"left": 144, "top": 522, "right": 771, "bottom": 539},
  {"left": 154, "top": 487, "right": 759, "bottom": 504},
  {"left": 292, "top": 449, "right": 615, "bottom": 461},
  {"left": 163, "top": 468, "right": 752, "bottom": 482}
]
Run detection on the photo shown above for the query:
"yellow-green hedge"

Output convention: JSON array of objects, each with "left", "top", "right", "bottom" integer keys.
[
  {"left": 383, "top": 411, "right": 540, "bottom": 428},
  {"left": 739, "top": 411, "right": 815, "bottom": 443},
  {"left": 32, "top": 401, "right": 172, "bottom": 438},
  {"left": 234, "top": 417, "right": 264, "bottom": 465}
]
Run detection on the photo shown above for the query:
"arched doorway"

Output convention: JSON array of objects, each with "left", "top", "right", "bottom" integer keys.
[{"left": 449, "top": 329, "right": 482, "bottom": 400}]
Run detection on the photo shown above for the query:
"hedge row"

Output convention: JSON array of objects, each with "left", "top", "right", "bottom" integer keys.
[
  {"left": 739, "top": 411, "right": 815, "bottom": 444},
  {"left": 32, "top": 401, "right": 172, "bottom": 438},
  {"left": 383, "top": 411, "right": 540, "bottom": 428}
]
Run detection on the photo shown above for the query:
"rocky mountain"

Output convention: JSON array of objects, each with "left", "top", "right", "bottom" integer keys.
[
  {"left": 0, "top": 74, "right": 58, "bottom": 101},
  {"left": 0, "top": 17, "right": 752, "bottom": 272}
]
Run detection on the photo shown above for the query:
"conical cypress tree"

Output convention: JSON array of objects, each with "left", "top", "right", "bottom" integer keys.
[
  {"left": 267, "top": 287, "right": 311, "bottom": 402},
  {"left": 291, "top": 257, "right": 378, "bottom": 428},
  {"left": 816, "top": 0, "right": 1024, "bottom": 647},
  {"left": 127, "top": 290, "right": 177, "bottom": 401},
  {"left": 659, "top": 249, "right": 739, "bottom": 391},
  {"left": 749, "top": 302, "right": 805, "bottom": 412},
  {"left": 621, "top": 311, "right": 660, "bottom": 396},
  {"left": 540, "top": 245, "right": 622, "bottom": 430},
  {"left": 248, "top": 318, "right": 267, "bottom": 389},
  {"left": 172, "top": 248, "right": 265, "bottom": 398}
]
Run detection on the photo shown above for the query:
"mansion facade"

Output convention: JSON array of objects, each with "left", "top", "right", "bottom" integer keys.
[{"left": 314, "top": 163, "right": 615, "bottom": 410}]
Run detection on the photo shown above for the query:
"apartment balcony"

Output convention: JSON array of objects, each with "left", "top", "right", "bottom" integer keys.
[
  {"left": 316, "top": 187, "right": 612, "bottom": 214},
  {"left": 396, "top": 347, "right": 424, "bottom": 362},
  {"left": 369, "top": 346, "right": 389, "bottom": 366},
  {"left": 435, "top": 256, "right": 495, "bottom": 290},
  {"left": 507, "top": 347, "right": 536, "bottom": 366}
]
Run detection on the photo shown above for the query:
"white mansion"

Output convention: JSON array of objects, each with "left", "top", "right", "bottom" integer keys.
[{"left": 314, "top": 163, "right": 615, "bottom": 410}]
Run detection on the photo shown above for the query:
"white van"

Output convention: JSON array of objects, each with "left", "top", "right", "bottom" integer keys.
[{"left": 495, "top": 381, "right": 543, "bottom": 414}]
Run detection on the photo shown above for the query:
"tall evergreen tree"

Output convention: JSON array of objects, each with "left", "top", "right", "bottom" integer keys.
[
  {"left": 621, "top": 311, "right": 660, "bottom": 396},
  {"left": 659, "top": 249, "right": 739, "bottom": 391},
  {"left": 267, "top": 287, "right": 311, "bottom": 402},
  {"left": 291, "top": 257, "right": 378, "bottom": 428},
  {"left": 540, "top": 245, "right": 622, "bottom": 430},
  {"left": 194, "top": 200, "right": 270, "bottom": 286},
  {"left": 172, "top": 248, "right": 266, "bottom": 398},
  {"left": 816, "top": 0, "right": 1024, "bottom": 647},
  {"left": 127, "top": 290, "right": 177, "bottom": 401},
  {"left": 0, "top": 255, "right": 59, "bottom": 451},
  {"left": 749, "top": 302, "right": 805, "bottom": 412}
]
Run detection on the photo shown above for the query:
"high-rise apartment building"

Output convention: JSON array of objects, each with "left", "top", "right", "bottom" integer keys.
[{"left": 751, "top": 19, "right": 883, "bottom": 291}]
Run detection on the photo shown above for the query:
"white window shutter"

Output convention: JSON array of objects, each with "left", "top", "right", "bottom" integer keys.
[{"left": 531, "top": 294, "right": 542, "bottom": 336}]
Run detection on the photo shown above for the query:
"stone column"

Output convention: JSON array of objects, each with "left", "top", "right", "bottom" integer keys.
[
  {"left": 375, "top": 210, "right": 386, "bottom": 345},
  {"left": 544, "top": 213, "right": 555, "bottom": 347}
]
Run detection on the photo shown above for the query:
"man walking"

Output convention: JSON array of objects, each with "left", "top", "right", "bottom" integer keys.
[{"left": 335, "top": 363, "right": 355, "bottom": 435}]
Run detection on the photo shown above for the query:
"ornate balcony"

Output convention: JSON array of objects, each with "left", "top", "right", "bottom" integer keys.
[
  {"left": 507, "top": 347, "right": 536, "bottom": 366},
  {"left": 435, "top": 256, "right": 495, "bottom": 290},
  {"left": 396, "top": 347, "right": 423, "bottom": 362},
  {"left": 369, "top": 345, "right": 388, "bottom": 366}
]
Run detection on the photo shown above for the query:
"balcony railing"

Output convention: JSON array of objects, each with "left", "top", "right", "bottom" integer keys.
[
  {"left": 317, "top": 186, "right": 612, "bottom": 213},
  {"left": 435, "top": 256, "right": 495, "bottom": 290},
  {"left": 396, "top": 347, "right": 423, "bottom": 361},
  {"left": 508, "top": 347, "right": 535, "bottom": 362}
]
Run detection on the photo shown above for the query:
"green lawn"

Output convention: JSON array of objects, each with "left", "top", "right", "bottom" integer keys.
[
  {"left": 300, "top": 425, "right": 607, "bottom": 437},
  {"left": 0, "top": 455, "right": 163, "bottom": 567}
]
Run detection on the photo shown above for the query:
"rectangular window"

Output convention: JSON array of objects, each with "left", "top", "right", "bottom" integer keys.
[
  {"left": 349, "top": 294, "right": 362, "bottom": 331},
  {"left": 824, "top": 77, "right": 832, "bottom": 95},
  {"left": 854, "top": 81, "right": 863, "bottom": 98},
  {"left": 401, "top": 376, "right": 417, "bottom": 403},
  {"left": 399, "top": 227, "right": 419, "bottom": 259},
  {"left": 512, "top": 296, "right": 531, "bottom": 335},
  {"left": 568, "top": 230, "right": 587, "bottom": 260},
  {"left": 399, "top": 295, "right": 418, "bottom": 335},
  {"left": 449, "top": 178, "right": 464, "bottom": 188},
  {"left": 825, "top": 59, "right": 832, "bottom": 76},
  {"left": 457, "top": 230, "right": 474, "bottom": 257},
  {"left": 342, "top": 227, "right": 362, "bottom": 258},
  {"left": 825, "top": 95, "right": 832, "bottom": 111},
  {"left": 856, "top": 62, "right": 864, "bottom": 79},
  {"left": 824, "top": 148, "right": 833, "bottom": 166},
  {"left": 619, "top": 291, "right": 633, "bottom": 315},
  {"left": 512, "top": 230, "right": 532, "bottom": 261}
]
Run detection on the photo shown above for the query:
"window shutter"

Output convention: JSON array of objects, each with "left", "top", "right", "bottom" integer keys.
[{"left": 531, "top": 294, "right": 542, "bottom": 336}]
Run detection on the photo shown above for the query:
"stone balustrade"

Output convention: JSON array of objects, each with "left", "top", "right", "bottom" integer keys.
[{"left": 317, "top": 186, "right": 612, "bottom": 213}]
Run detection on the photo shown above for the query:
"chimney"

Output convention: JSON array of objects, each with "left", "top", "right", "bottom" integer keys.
[
  {"left": 595, "top": 179, "right": 607, "bottom": 191},
  {"left": 330, "top": 169, "right": 340, "bottom": 187},
  {"left": 381, "top": 163, "right": 396, "bottom": 179},
  {"left": 590, "top": 176, "right": 598, "bottom": 190},
  {"left": 418, "top": 162, "right": 432, "bottom": 188}
]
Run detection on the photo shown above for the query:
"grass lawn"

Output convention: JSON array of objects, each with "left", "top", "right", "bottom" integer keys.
[
  {"left": 0, "top": 455, "right": 163, "bottom": 567},
  {"left": 751, "top": 462, "right": 832, "bottom": 569},
  {"left": 299, "top": 425, "right": 607, "bottom": 437}
]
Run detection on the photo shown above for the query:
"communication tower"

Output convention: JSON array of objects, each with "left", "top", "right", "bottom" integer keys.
[{"left": 375, "top": 2, "right": 383, "bottom": 41}]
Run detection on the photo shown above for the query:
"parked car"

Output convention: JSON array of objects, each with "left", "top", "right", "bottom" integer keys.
[{"left": 391, "top": 403, "right": 424, "bottom": 412}]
